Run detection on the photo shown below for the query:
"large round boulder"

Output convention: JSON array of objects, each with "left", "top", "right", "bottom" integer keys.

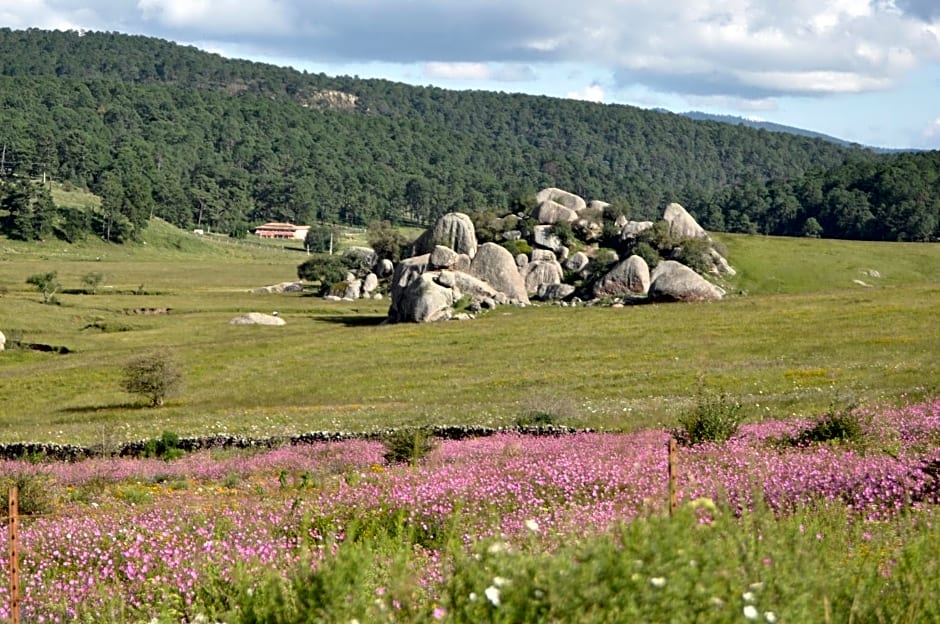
[
  {"left": 522, "top": 259, "right": 563, "bottom": 294},
  {"left": 593, "top": 255, "right": 651, "bottom": 298},
  {"left": 391, "top": 272, "right": 457, "bottom": 323},
  {"left": 531, "top": 200, "right": 578, "bottom": 225},
  {"left": 535, "top": 188, "right": 587, "bottom": 213},
  {"left": 649, "top": 260, "right": 724, "bottom": 302},
  {"left": 469, "top": 242, "right": 530, "bottom": 304},
  {"left": 411, "top": 212, "right": 478, "bottom": 259}
]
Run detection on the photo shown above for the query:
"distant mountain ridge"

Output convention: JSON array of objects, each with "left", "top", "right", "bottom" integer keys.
[{"left": 678, "top": 111, "right": 912, "bottom": 154}]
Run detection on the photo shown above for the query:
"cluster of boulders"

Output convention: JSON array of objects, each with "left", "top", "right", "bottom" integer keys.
[
  {"left": 378, "top": 188, "right": 734, "bottom": 322},
  {"left": 294, "top": 188, "right": 735, "bottom": 323}
]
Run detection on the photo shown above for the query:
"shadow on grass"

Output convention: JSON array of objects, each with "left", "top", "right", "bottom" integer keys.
[
  {"left": 314, "top": 315, "right": 388, "bottom": 327},
  {"left": 57, "top": 402, "right": 149, "bottom": 416}
]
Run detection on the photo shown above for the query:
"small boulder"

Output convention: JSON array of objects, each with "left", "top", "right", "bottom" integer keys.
[
  {"left": 0, "top": 330, "right": 5, "bottom": 352},
  {"left": 536, "top": 283, "right": 576, "bottom": 301},
  {"left": 564, "top": 251, "right": 590, "bottom": 273},
  {"left": 532, "top": 225, "right": 564, "bottom": 253},
  {"left": 430, "top": 245, "right": 460, "bottom": 269},
  {"left": 374, "top": 258, "right": 395, "bottom": 278},
  {"left": 251, "top": 281, "right": 304, "bottom": 294},
  {"left": 621, "top": 220, "right": 654, "bottom": 240},
  {"left": 362, "top": 273, "right": 379, "bottom": 293},
  {"left": 343, "top": 246, "right": 378, "bottom": 268},
  {"left": 229, "top": 313, "right": 286, "bottom": 326},
  {"left": 649, "top": 260, "right": 724, "bottom": 302}
]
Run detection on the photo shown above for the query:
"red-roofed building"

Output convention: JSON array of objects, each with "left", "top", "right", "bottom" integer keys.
[{"left": 253, "top": 222, "right": 311, "bottom": 240}]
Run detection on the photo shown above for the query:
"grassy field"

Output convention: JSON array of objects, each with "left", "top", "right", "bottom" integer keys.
[{"left": 1, "top": 222, "right": 939, "bottom": 445}]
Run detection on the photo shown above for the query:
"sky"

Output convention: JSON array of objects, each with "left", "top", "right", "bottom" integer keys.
[{"left": 2, "top": 0, "right": 939, "bottom": 149}]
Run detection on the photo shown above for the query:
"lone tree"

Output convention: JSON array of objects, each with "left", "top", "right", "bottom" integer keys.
[
  {"left": 121, "top": 351, "right": 183, "bottom": 407},
  {"left": 26, "top": 271, "right": 60, "bottom": 304},
  {"left": 81, "top": 271, "right": 104, "bottom": 294}
]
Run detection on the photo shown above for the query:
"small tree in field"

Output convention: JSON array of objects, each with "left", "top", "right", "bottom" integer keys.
[
  {"left": 121, "top": 352, "right": 183, "bottom": 407},
  {"left": 26, "top": 271, "right": 60, "bottom": 304},
  {"left": 81, "top": 271, "right": 104, "bottom": 294}
]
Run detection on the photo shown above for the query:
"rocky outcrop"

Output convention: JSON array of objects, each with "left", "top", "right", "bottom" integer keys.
[
  {"left": 412, "top": 212, "right": 478, "bottom": 259},
  {"left": 649, "top": 261, "right": 724, "bottom": 302},
  {"left": 469, "top": 243, "right": 530, "bottom": 304},
  {"left": 664, "top": 203, "right": 709, "bottom": 240},
  {"left": 230, "top": 313, "right": 286, "bottom": 326},
  {"left": 593, "top": 255, "right": 651, "bottom": 298},
  {"left": 535, "top": 188, "right": 587, "bottom": 213},
  {"left": 536, "top": 283, "right": 576, "bottom": 301}
]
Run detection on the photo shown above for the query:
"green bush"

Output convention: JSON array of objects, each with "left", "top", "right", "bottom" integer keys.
[
  {"left": 674, "top": 389, "right": 743, "bottom": 446},
  {"left": 297, "top": 253, "right": 356, "bottom": 295},
  {"left": 143, "top": 430, "right": 185, "bottom": 460},
  {"left": 631, "top": 241, "right": 661, "bottom": 268},
  {"left": 783, "top": 404, "right": 865, "bottom": 447},
  {"left": 0, "top": 471, "right": 60, "bottom": 516},
  {"left": 672, "top": 237, "right": 715, "bottom": 274},
  {"left": 500, "top": 239, "right": 532, "bottom": 257},
  {"left": 382, "top": 428, "right": 437, "bottom": 465}
]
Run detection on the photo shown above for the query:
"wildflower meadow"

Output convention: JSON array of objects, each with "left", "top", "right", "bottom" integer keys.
[{"left": 1, "top": 398, "right": 939, "bottom": 622}]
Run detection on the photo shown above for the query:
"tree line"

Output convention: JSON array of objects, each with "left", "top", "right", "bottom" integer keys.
[{"left": 0, "top": 28, "right": 936, "bottom": 244}]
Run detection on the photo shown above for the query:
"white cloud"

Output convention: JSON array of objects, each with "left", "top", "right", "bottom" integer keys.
[
  {"left": 685, "top": 94, "right": 779, "bottom": 112},
  {"left": 566, "top": 84, "right": 605, "bottom": 102},
  {"left": 136, "top": 0, "right": 291, "bottom": 34},
  {"left": 924, "top": 117, "right": 940, "bottom": 139},
  {"left": 425, "top": 62, "right": 493, "bottom": 80}
]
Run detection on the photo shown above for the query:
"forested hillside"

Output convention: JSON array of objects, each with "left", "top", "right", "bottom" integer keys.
[{"left": 0, "top": 28, "right": 936, "bottom": 243}]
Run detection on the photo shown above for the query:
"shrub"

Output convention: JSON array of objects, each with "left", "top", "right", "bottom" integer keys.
[
  {"left": 0, "top": 471, "right": 60, "bottom": 516},
  {"left": 367, "top": 220, "right": 411, "bottom": 262},
  {"left": 382, "top": 428, "right": 437, "bottom": 465},
  {"left": 631, "top": 241, "right": 661, "bottom": 268},
  {"left": 121, "top": 351, "right": 183, "bottom": 407},
  {"left": 500, "top": 239, "right": 532, "bottom": 257},
  {"left": 143, "top": 430, "right": 185, "bottom": 460},
  {"left": 81, "top": 271, "right": 105, "bottom": 294},
  {"left": 674, "top": 389, "right": 743, "bottom": 446},
  {"left": 671, "top": 237, "right": 715, "bottom": 274},
  {"left": 550, "top": 220, "right": 577, "bottom": 246},
  {"left": 297, "top": 253, "right": 356, "bottom": 295},
  {"left": 783, "top": 404, "right": 866, "bottom": 447}
]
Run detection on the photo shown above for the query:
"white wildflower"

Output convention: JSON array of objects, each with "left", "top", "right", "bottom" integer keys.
[
  {"left": 742, "top": 591, "right": 756, "bottom": 603},
  {"left": 485, "top": 585, "right": 501, "bottom": 607},
  {"left": 650, "top": 577, "right": 666, "bottom": 588},
  {"left": 525, "top": 519, "right": 540, "bottom": 533},
  {"left": 469, "top": 592, "right": 477, "bottom": 602},
  {"left": 743, "top": 605, "right": 759, "bottom": 620},
  {"left": 493, "top": 576, "right": 509, "bottom": 587},
  {"left": 487, "top": 541, "right": 510, "bottom": 554},
  {"left": 764, "top": 612, "right": 777, "bottom": 623}
]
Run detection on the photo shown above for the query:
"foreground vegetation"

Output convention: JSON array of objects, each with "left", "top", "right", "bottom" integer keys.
[{"left": 1, "top": 397, "right": 938, "bottom": 622}]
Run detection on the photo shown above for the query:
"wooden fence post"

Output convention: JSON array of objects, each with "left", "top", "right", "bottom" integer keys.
[
  {"left": 668, "top": 438, "right": 678, "bottom": 517},
  {"left": 8, "top": 486, "right": 19, "bottom": 624}
]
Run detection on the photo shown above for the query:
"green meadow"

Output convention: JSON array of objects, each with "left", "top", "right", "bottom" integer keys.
[{"left": 1, "top": 219, "right": 939, "bottom": 446}]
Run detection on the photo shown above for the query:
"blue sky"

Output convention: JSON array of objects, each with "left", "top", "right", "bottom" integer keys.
[{"left": 2, "top": 0, "right": 938, "bottom": 149}]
